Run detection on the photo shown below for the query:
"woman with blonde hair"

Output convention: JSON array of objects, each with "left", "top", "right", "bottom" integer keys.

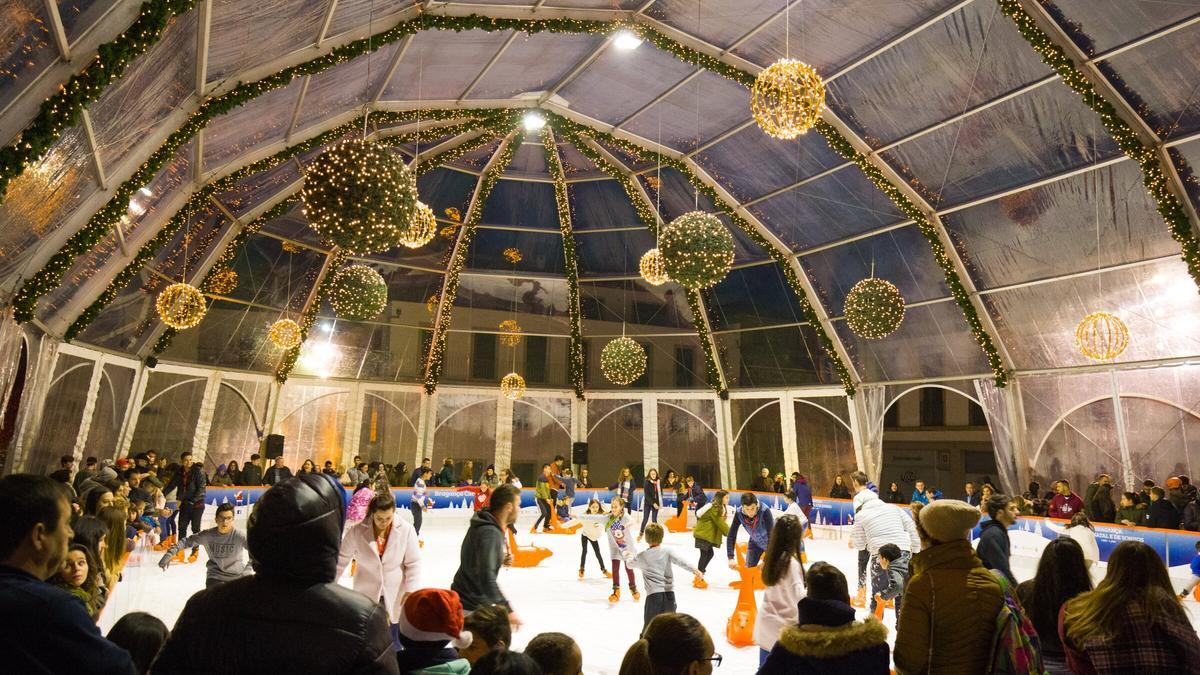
[
  {"left": 97, "top": 506, "right": 130, "bottom": 584},
  {"left": 1060, "top": 540, "right": 1200, "bottom": 673}
]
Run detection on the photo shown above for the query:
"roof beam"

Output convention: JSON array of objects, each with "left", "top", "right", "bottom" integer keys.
[
  {"left": 371, "top": 35, "right": 412, "bottom": 104},
  {"left": 195, "top": 0, "right": 212, "bottom": 97},
  {"left": 285, "top": 76, "right": 313, "bottom": 142},
  {"left": 79, "top": 110, "right": 108, "bottom": 191},
  {"left": 459, "top": 31, "right": 520, "bottom": 102},
  {"left": 274, "top": 250, "right": 341, "bottom": 376},
  {"left": 316, "top": 0, "right": 340, "bottom": 47},
  {"left": 42, "top": 0, "right": 72, "bottom": 61}
]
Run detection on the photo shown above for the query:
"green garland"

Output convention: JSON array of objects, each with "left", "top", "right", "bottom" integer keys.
[
  {"left": 276, "top": 250, "right": 348, "bottom": 383},
  {"left": 540, "top": 128, "right": 585, "bottom": 399},
  {"left": 152, "top": 199, "right": 296, "bottom": 354},
  {"left": 563, "top": 130, "right": 728, "bottom": 396},
  {"left": 0, "top": 0, "right": 198, "bottom": 201},
  {"left": 997, "top": 0, "right": 1200, "bottom": 294},
  {"left": 560, "top": 121, "right": 856, "bottom": 395},
  {"left": 59, "top": 115, "right": 496, "bottom": 339},
  {"left": 424, "top": 126, "right": 523, "bottom": 394}
]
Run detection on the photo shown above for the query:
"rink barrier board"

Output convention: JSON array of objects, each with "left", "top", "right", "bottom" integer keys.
[{"left": 204, "top": 487, "right": 1200, "bottom": 569}]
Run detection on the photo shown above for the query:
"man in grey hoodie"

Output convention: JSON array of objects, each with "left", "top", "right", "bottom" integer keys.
[
  {"left": 159, "top": 502, "right": 251, "bottom": 587},
  {"left": 451, "top": 484, "right": 522, "bottom": 630}
]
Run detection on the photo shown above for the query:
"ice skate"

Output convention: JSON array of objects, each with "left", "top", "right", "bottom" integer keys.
[
  {"left": 578, "top": 568, "right": 584, "bottom": 578},
  {"left": 187, "top": 548, "right": 199, "bottom": 564},
  {"left": 631, "top": 587, "right": 640, "bottom": 601},
  {"left": 608, "top": 588, "right": 620, "bottom": 603},
  {"left": 693, "top": 577, "right": 708, "bottom": 589}
]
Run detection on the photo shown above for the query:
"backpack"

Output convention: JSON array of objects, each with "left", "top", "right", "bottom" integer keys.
[{"left": 987, "top": 570, "right": 1044, "bottom": 675}]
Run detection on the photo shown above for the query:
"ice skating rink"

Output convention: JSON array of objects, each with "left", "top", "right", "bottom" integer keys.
[{"left": 101, "top": 505, "right": 1200, "bottom": 675}]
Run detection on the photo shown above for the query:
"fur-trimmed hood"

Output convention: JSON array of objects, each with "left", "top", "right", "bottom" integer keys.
[{"left": 777, "top": 617, "right": 889, "bottom": 659}]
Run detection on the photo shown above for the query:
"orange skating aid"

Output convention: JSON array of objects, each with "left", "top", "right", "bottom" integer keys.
[
  {"left": 664, "top": 501, "right": 692, "bottom": 533},
  {"left": 544, "top": 504, "right": 582, "bottom": 535},
  {"left": 851, "top": 585, "right": 867, "bottom": 608},
  {"left": 725, "top": 543, "right": 759, "bottom": 648},
  {"left": 728, "top": 543, "right": 766, "bottom": 592},
  {"left": 350, "top": 560, "right": 357, "bottom": 577},
  {"left": 506, "top": 529, "right": 553, "bottom": 567},
  {"left": 873, "top": 594, "right": 886, "bottom": 620}
]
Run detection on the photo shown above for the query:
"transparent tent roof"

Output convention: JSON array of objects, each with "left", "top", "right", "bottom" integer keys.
[{"left": 2, "top": 0, "right": 1199, "bottom": 393}]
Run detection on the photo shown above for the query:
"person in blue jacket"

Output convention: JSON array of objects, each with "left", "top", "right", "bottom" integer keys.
[
  {"left": 790, "top": 473, "right": 814, "bottom": 519},
  {"left": 727, "top": 492, "right": 775, "bottom": 568},
  {"left": 1180, "top": 541, "right": 1200, "bottom": 599}
]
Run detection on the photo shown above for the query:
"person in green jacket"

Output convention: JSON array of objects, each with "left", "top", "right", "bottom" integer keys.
[
  {"left": 692, "top": 490, "right": 730, "bottom": 589},
  {"left": 1116, "top": 490, "right": 1145, "bottom": 527},
  {"left": 437, "top": 458, "right": 455, "bottom": 487}
]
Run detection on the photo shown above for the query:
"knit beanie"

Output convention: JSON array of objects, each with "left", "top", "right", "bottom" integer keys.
[
  {"left": 916, "top": 499, "right": 979, "bottom": 543},
  {"left": 397, "top": 589, "right": 473, "bottom": 649}
]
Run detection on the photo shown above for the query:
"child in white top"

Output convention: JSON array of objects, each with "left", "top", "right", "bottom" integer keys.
[
  {"left": 753, "top": 513, "right": 807, "bottom": 666},
  {"left": 578, "top": 499, "right": 609, "bottom": 578},
  {"left": 580, "top": 495, "right": 639, "bottom": 602}
]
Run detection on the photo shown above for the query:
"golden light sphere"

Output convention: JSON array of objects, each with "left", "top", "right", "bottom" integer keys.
[
  {"left": 751, "top": 58, "right": 826, "bottom": 139},
  {"left": 1076, "top": 311, "right": 1129, "bottom": 361},
  {"left": 205, "top": 268, "right": 238, "bottom": 295},
  {"left": 155, "top": 282, "right": 207, "bottom": 330},
  {"left": 639, "top": 248, "right": 670, "bottom": 286},
  {"left": 400, "top": 200, "right": 437, "bottom": 249},
  {"left": 601, "top": 336, "right": 648, "bottom": 386},
  {"left": 269, "top": 318, "right": 303, "bottom": 350},
  {"left": 844, "top": 277, "right": 906, "bottom": 340},
  {"left": 499, "top": 319, "right": 522, "bottom": 347},
  {"left": 500, "top": 372, "right": 526, "bottom": 400}
]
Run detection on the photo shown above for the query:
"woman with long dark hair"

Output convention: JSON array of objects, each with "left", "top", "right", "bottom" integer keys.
[
  {"left": 335, "top": 490, "right": 421, "bottom": 627},
  {"left": 692, "top": 490, "right": 728, "bottom": 589},
  {"left": 1060, "top": 540, "right": 1200, "bottom": 673},
  {"left": 754, "top": 514, "right": 807, "bottom": 665},
  {"left": 639, "top": 468, "right": 662, "bottom": 541},
  {"left": 1016, "top": 538, "right": 1092, "bottom": 673}
]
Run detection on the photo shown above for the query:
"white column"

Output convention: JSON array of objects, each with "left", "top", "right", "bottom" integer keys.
[
  {"left": 642, "top": 394, "right": 659, "bottom": 472},
  {"left": 494, "top": 392, "right": 514, "bottom": 472},
  {"left": 1110, "top": 371, "right": 1136, "bottom": 490},
  {"left": 1004, "top": 379, "right": 1032, "bottom": 491},
  {"left": 71, "top": 356, "right": 106, "bottom": 464},
  {"left": 190, "top": 371, "right": 222, "bottom": 462},
  {"left": 117, "top": 364, "right": 151, "bottom": 459},
  {"left": 571, "top": 396, "right": 587, "bottom": 444},
  {"left": 848, "top": 393, "right": 867, "bottom": 475},
  {"left": 714, "top": 396, "right": 736, "bottom": 490},
  {"left": 414, "top": 391, "right": 437, "bottom": 470},
  {"left": 341, "top": 383, "right": 366, "bottom": 469},
  {"left": 779, "top": 391, "right": 799, "bottom": 477},
  {"left": 10, "top": 333, "right": 61, "bottom": 471}
]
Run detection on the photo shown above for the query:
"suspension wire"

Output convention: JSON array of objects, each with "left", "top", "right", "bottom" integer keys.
[{"left": 362, "top": 0, "right": 376, "bottom": 137}]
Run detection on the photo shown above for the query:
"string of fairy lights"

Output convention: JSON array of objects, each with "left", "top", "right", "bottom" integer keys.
[
  {"left": 3, "top": 3, "right": 1186, "bottom": 388},
  {"left": 540, "top": 127, "right": 586, "bottom": 399}
]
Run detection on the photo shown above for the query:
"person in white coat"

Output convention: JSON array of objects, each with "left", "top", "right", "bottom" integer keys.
[
  {"left": 850, "top": 489, "right": 920, "bottom": 614},
  {"left": 336, "top": 489, "right": 421, "bottom": 625},
  {"left": 1065, "top": 512, "right": 1100, "bottom": 569},
  {"left": 754, "top": 514, "right": 807, "bottom": 667}
]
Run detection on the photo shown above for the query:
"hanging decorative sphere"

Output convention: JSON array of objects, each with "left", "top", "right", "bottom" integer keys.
[
  {"left": 639, "top": 247, "right": 670, "bottom": 286},
  {"left": 328, "top": 264, "right": 388, "bottom": 321},
  {"left": 400, "top": 200, "right": 437, "bottom": 249},
  {"left": 205, "top": 268, "right": 238, "bottom": 295},
  {"left": 751, "top": 58, "right": 826, "bottom": 139},
  {"left": 499, "top": 319, "right": 522, "bottom": 347},
  {"left": 302, "top": 138, "right": 419, "bottom": 253},
  {"left": 844, "top": 278, "right": 905, "bottom": 339},
  {"left": 500, "top": 372, "right": 526, "bottom": 400},
  {"left": 156, "top": 282, "right": 207, "bottom": 330},
  {"left": 1076, "top": 311, "right": 1129, "bottom": 361},
  {"left": 601, "top": 337, "right": 648, "bottom": 386},
  {"left": 660, "top": 211, "right": 734, "bottom": 288},
  {"left": 426, "top": 294, "right": 439, "bottom": 314},
  {"left": 269, "top": 318, "right": 303, "bottom": 350}
]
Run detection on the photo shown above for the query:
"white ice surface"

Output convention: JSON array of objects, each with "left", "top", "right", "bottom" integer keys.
[{"left": 100, "top": 505, "right": 1200, "bottom": 675}]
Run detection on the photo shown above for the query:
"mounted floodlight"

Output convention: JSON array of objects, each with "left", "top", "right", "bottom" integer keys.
[
  {"left": 613, "top": 29, "right": 643, "bottom": 50},
  {"left": 522, "top": 110, "right": 547, "bottom": 132}
]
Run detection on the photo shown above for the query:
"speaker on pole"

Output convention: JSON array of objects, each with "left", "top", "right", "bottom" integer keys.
[
  {"left": 264, "top": 434, "right": 285, "bottom": 459},
  {"left": 571, "top": 442, "right": 588, "bottom": 465}
]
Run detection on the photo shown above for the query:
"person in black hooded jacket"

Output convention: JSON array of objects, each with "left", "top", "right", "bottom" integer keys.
[{"left": 153, "top": 472, "right": 397, "bottom": 675}]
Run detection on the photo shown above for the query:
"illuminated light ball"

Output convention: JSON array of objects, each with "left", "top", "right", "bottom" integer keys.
[
  {"left": 302, "top": 138, "right": 418, "bottom": 253},
  {"left": 499, "top": 319, "right": 522, "bottom": 347},
  {"left": 1076, "top": 311, "right": 1129, "bottom": 361},
  {"left": 205, "top": 268, "right": 238, "bottom": 294},
  {"left": 601, "top": 336, "right": 647, "bottom": 386},
  {"left": 500, "top": 372, "right": 526, "bottom": 400},
  {"left": 660, "top": 211, "right": 734, "bottom": 288},
  {"left": 639, "top": 247, "right": 670, "bottom": 286},
  {"left": 751, "top": 58, "right": 826, "bottom": 139},
  {"left": 328, "top": 264, "right": 388, "bottom": 321},
  {"left": 426, "top": 294, "right": 439, "bottom": 314},
  {"left": 268, "top": 318, "right": 303, "bottom": 350},
  {"left": 155, "top": 282, "right": 207, "bottom": 330},
  {"left": 400, "top": 200, "right": 437, "bottom": 249},
  {"left": 844, "top": 277, "right": 906, "bottom": 339}
]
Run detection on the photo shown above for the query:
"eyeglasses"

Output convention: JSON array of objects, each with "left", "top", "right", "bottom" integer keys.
[{"left": 701, "top": 654, "right": 723, "bottom": 668}]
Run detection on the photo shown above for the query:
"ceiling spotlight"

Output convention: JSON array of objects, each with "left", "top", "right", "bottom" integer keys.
[
  {"left": 522, "top": 110, "right": 547, "bottom": 132},
  {"left": 613, "top": 29, "right": 643, "bottom": 51}
]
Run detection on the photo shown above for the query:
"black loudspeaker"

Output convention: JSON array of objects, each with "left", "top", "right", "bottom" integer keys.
[
  {"left": 264, "top": 434, "right": 285, "bottom": 459},
  {"left": 144, "top": 356, "right": 158, "bottom": 369},
  {"left": 572, "top": 442, "right": 588, "bottom": 465}
]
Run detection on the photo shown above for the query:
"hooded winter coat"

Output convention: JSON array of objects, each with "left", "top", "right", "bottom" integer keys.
[
  {"left": 893, "top": 539, "right": 1005, "bottom": 675},
  {"left": 153, "top": 472, "right": 397, "bottom": 675},
  {"left": 450, "top": 510, "right": 509, "bottom": 611},
  {"left": 758, "top": 597, "right": 890, "bottom": 675},
  {"left": 693, "top": 503, "right": 729, "bottom": 547},
  {"left": 1084, "top": 482, "right": 1116, "bottom": 523},
  {"left": 336, "top": 514, "right": 421, "bottom": 624}
]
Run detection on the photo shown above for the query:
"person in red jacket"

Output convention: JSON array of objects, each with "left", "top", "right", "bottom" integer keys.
[{"left": 1048, "top": 479, "right": 1085, "bottom": 519}]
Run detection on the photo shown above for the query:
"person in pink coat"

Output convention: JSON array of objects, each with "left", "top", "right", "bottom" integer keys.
[
  {"left": 336, "top": 490, "right": 421, "bottom": 625},
  {"left": 345, "top": 482, "right": 376, "bottom": 524}
]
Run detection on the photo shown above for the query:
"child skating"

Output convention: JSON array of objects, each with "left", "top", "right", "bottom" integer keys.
[
  {"left": 579, "top": 499, "right": 610, "bottom": 579},
  {"left": 582, "top": 495, "right": 640, "bottom": 602},
  {"left": 624, "top": 523, "right": 702, "bottom": 632}
]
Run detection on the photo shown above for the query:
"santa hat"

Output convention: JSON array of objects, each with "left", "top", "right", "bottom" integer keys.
[
  {"left": 916, "top": 499, "right": 980, "bottom": 543},
  {"left": 397, "top": 589, "right": 473, "bottom": 649}
]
